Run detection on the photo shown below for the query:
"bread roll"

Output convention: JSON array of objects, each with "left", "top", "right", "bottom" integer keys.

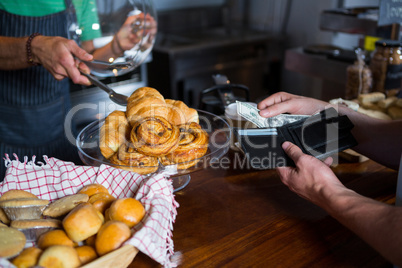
[
  {"left": 165, "top": 99, "right": 199, "bottom": 125},
  {"left": 75, "top": 245, "right": 98, "bottom": 265},
  {"left": 377, "top": 96, "right": 397, "bottom": 109},
  {"left": 95, "top": 220, "right": 131, "bottom": 256},
  {"left": 37, "top": 229, "right": 75, "bottom": 250},
  {"left": 62, "top": 203, "right": 103, "bottom": 243},
  {"left": 357, "top": 107, "right": 392, "bottom": 120},
  {"left": 360, "top": 102, "right": 386, "bottom": 112},
  {"left": 103, "top": 208, "right": 111, "bottom": 222},
  {"left": 358, "top": 92, "right": 386, "bottom": 105},
  {"left": 108, "top": 198, "right": 145, "bottom": 228},
  {"left": 38, "top": 245, "right": 80, "bottom": 268},
  {"left": 100, "top": 110, "right": 130, "bottom": 159},
  {"left": 78, "top": 184, "right": 109, "bottom": 197},
  {"left": 396, "top": 98, "right": 402, "bottom": 108},
  {"left": 388, "top": 106, "right": 402, "bottom": 119},
  {"left": 85, "top": 234, "right": 97, "bottom": 248},
  {"left": 12, "top": 247, "right": 42, "bottom": 268},
  {"left": 126, "top": 87, "right": 168, "bottom": 125},
  {"left": 88, "top": 192, "right": 116, "bottom": 214}
]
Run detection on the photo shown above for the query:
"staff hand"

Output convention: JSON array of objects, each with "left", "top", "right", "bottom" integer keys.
[{"left": 31, "top": 36, "right": 93, "bottom": 85}]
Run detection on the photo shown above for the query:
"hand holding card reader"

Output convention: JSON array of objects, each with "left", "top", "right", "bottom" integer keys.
[{"left": 235, "top": 108, "right": 358, "bottom": 169}]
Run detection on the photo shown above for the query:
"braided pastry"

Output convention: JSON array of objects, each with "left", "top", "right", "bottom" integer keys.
[
  {"left": 130, "top": 116, "right": 180, "bottom": 157},
  {"left": 99, "top": 111, "right": 130, "bottom": 159},
  {"left": 159, "top": 122, "right": 209, "bottom": 169},
  {"left": 109, "top": 142, "right": 158, "bottom": 175},
  {"left": 126, "top": 87, "right": 168, "bottom": 125}
]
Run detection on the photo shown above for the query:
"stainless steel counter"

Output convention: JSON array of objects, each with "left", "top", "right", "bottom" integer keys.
[{"left": 147, "top": 27, "right": 285, "bottom": 107}]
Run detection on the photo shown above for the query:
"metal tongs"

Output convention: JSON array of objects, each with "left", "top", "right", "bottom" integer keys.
[
  {"left": 80, "top": 71, "right": 128, "bottom": 106},
  {"left": 83, "top": 59, "right": 133, "bottom": 70}
]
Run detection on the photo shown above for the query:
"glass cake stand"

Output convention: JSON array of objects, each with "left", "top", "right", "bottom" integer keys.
[{"left": 76, "top": 110, "right": 231, "bottom": 192}]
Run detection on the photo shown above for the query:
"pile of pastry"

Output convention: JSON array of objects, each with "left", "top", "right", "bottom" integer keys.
[
  {"left": 332, "top": 92, "right": 402, "bottom": 120},
  {"left": 356, "top": 92, "right": 402, "bottom": 120},
  {"left": 0, "top": 185, "right": 145, "bottom": 267},
  {"left": 100, "top": 87, "right": 209, "bottom": 174}
]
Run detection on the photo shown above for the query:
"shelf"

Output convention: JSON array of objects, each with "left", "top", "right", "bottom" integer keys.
[{"left": 320, "top": 9, "right": 396, "bottom": 38}]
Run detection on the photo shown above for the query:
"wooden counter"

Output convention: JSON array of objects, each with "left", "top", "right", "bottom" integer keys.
[{"left": 130, "top": 150, "right": 398, "bottom": 267}]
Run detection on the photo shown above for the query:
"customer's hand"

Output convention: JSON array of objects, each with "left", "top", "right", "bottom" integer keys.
[
  {"left": 258, "top": 92, "right": 330, "bottom": 118},
  {"left": 31, "top": 35, "right": 93, "bottom": 85},
  {"left": 277, "top": 141, "right": 344, "bottom": 206}
]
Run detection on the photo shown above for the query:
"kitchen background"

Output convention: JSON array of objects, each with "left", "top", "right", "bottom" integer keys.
[{"left": 71, "top": 0, "right": 383, "bottom": 128}]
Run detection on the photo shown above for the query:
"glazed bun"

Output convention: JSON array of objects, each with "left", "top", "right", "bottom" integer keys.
[
  {"left": 88, "top": 192, "right": 116, "bottom": 214},
  {"left": 85, "top": 234, "right": 97, "bottom": 248},
  {"left": 37, "top": 229, "right": 75, "bottom": 250},
  {"left": 12, "top": 247, "right": 42, "bottom": 268},
  {"left": 38, "top": 245, "right": 80, "bottom": 268},
  {"left": 62, "top": 203, "right": 103, "bottom": 243},
  {"left": 75, "top": 245, "right": 98, "bottom": 265},
  {"left": 108, "top": 198, "right": 145, "bottom": 228},
  {"left": 78, "top": 184, "right": 109, "bottom": 197},
  {"left": 95, "top": 220, "right": 131, "bottom": 256}
]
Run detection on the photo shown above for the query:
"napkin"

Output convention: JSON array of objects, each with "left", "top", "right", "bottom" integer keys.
[{"left": 0, "top": 154, "right": 179, "bottom": 268}]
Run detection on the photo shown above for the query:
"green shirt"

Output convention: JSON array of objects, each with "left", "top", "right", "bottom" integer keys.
[{"left": 0, "top": 0, "right": 101, "bottom": 41}]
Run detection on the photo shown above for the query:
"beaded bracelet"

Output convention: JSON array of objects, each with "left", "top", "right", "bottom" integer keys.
[{"left": 26, "top": 32, "right": 42, "bottom": 66}]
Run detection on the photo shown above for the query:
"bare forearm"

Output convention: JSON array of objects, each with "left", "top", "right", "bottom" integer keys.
[
  {"left": 337, "top": 106, "right": 402, "bottom": 169},
  {"left": 0, "top": 36, "right": 31, "bottom": 70},
  {"left": 322, "top": 186, "right": 402, "bottom": 266}
]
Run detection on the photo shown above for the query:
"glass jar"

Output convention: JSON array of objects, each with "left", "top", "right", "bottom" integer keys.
[
  {"left": 369, "top": 40, "right": 402, "bottom": 93},
  {"left": 345, "top": 50, "right": 372, "bottom": 99}
]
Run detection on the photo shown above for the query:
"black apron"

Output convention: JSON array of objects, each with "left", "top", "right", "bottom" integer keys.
[{"left": 0, "top": 0, "right": 82, "bottom": 179}]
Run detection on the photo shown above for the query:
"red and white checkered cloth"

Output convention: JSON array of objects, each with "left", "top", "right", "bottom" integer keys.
[{"left": 0, "top": 154, "right": 179, "bottom": 268}]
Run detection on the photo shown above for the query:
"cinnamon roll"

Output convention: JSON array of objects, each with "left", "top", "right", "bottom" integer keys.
[
  {"left": 99, "top": 111, "right": 130, "bottom": 159},
  {"left": 109, "top": 142, "right": 158, "bottom": 175},
  {"left": 130, "top": 116, "right": 180, "bottom": 157},
  {"left": 159, "top": 122, "right": 209, "bottom": 169}
]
